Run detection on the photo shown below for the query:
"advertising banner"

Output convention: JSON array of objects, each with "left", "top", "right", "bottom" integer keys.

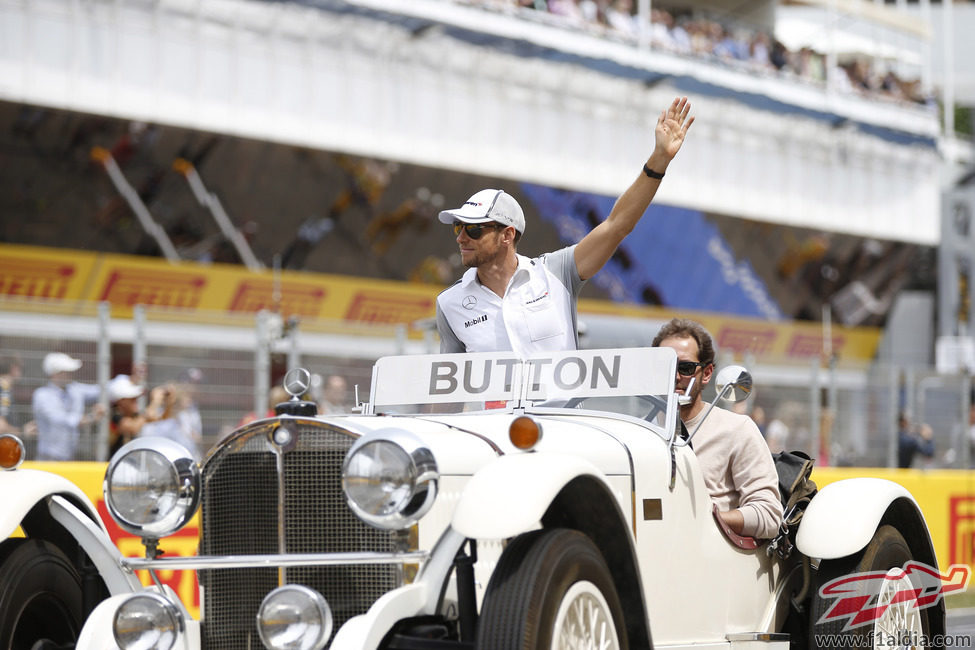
[{"left": 1, "top": 243, "right": 881, "bottom": 362}]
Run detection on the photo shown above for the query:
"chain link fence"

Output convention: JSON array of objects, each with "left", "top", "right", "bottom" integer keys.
[
  {"left": 730, "top": 359, "right": 973, "bottom": 470},
  {"left": 0, "top": 300, "right": 429, "bottom": 461}
]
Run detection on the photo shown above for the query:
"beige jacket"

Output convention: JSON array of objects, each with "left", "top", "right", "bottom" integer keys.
[{"left": 684, "top": 405, "right": 783, "bottom": 539}]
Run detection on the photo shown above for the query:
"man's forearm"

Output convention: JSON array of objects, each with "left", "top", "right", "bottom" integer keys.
[{"left": 717, "top": 508, "right": 745, "bottom": 535}]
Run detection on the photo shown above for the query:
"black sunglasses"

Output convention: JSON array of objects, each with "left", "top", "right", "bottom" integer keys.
[
  {"left": 453, "top": 222, "right": 504, "bottom": 240},
  {"left": 676, "top": 360, "right": 707, "bottom": 377}
]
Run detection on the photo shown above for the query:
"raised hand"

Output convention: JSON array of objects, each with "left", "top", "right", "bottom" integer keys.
[{"left": 654, "top": 96, "right": 694, "bottom": 161}]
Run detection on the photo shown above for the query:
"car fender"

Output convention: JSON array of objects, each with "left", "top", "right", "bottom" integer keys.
[
  {"left": 452, "top": 452, "right": 610, "bottom": 540},
  {"left": 331, "top": 583, "right": 429, "bottom": 650},
  {"left": 0, "top": 467, "right": 103, "bottom": 539},
  {"left": 796, "top": 477, "right": 922, "bottom": 560}
]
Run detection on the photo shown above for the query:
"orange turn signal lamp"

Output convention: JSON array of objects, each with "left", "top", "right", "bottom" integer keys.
[
  {"left": 171, "top": 158, "right": 193, "bottom": 175},
  {"left": 509, "top": 415, "right": 543, "bottom": 451},
  {"left": 0, "top": 434, "right": 26, "bottom": 471},
  {"left": 89, "top": 146, "right": 110, "bottom": 163}
]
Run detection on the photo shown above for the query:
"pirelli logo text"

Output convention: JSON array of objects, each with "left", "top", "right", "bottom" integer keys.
[
  {"left": 717, "top": 327, "right": 777, "bottom": 356},
  {"left": 788, "top": 334, "right": 844, "bottom": 358},
  {"left": 0, "top": 259, "right": 76, "bottom": 300},
  {"left": 950, "top": 495, "right": 975, "bottom": 569},
  {"left": 346, "top": 292, "right": 433, "bottom": 324},
  {"left": 97, "top": 501, "right": 200, "bottom": 617},
  {"left": 228, "top": 280, "right": 326, "bottom": 317},
  {"left": 99, "top": 269, "right": 206, "bottom": 309}
]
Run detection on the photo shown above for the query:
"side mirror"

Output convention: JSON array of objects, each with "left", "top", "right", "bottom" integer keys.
[
  {"left": 680, "top": 365, "right": 754, "bottom": 453},
  {"left": 714, "top": 365, "right": 752, "bottom": 403}
]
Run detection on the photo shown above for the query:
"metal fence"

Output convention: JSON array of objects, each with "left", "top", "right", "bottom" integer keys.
[
  {"left": 724, "top": 357, "right": 974, "bottom": 470},
  {"left": 0, "top": 300, "right": 430, "bottom": 461},
  {"left": 1, "top": 299, "right": 972, "bottom": 468}
]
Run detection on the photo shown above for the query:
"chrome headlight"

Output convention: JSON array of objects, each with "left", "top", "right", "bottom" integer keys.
[
  {"left": 113, "top": 592, "right": 182, "bottom": 650},
  {"left": 104, "top": 437, "right": 201, "bottom": 539},
  {"left": 341, "top": 430, "right": 438, "bottom": 530},
  {"left": 257, "top": 585, "right": 333, "bottom": 650}
]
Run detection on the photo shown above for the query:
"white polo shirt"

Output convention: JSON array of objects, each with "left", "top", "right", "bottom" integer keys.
[{"left": 436, "top": 246, "right": 584, "bottom": 359}]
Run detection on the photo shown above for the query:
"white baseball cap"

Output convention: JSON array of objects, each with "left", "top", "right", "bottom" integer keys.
[
  {"left": 43, "top": 352, "right": 82, "bottom": 376},
  {"left": 108, "top": 374, "right": 145, "bottom": 402},
  {"left": 438, "top": 189, "right": 526, "bottom": 234}
]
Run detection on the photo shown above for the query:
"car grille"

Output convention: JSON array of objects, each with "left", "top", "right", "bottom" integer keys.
[{"left": 199, "top": 420, "right": 400, "bottom": 649}]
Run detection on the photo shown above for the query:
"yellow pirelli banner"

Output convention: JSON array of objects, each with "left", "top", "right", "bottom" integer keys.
[
  {"left": 1, "top": 242, "right": 881, "bottom": 361},
  {"left": 1, "top": 243, "right": 437, "bottom": 326},
  {"left": 577, "top": 299, "right": 882, "bottom": 363}
]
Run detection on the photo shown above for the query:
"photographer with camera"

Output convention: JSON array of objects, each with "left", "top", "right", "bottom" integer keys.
[{"left": 139, "top": 383, "right": 202, "bottom": 460}]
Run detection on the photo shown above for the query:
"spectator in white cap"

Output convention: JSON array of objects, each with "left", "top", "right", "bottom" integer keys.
[
  {"left": 31, "top": 352, "right": 106, "bottom": 461},
  {"left": 436, "top": 96, "right": 694, "bottom": 358},
  {"left": 108, "top": 374, "right": 163, "bottom": 455}
]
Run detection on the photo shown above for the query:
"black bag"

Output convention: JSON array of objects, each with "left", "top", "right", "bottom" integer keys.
[{"left": 767, "top": 450, "right": 817, "bottom": 559}]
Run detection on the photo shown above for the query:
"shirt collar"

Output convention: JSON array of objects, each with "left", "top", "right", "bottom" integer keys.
[
  {"left": 460, "top": 254, "right": 533, "bottom": 289},
  {"left": 459, "top": 266, "right": 478, "bottom": 289}
]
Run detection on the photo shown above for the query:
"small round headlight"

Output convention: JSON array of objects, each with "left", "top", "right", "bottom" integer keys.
[
  {"left": 342, "top": 430, "right": 438, "bottom": 530},
  {"left": 257, "top": 585, "right": 332, "bottom": 650},
  {"left": 113, "top": 592, "right": 182, "bottom": 650},
  {"left": 104, "top": 437, "right": 201, "bottom": 539}
]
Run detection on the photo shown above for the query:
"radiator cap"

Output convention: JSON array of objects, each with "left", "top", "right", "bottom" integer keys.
[{"left": 275, "top": 400, "right": 318, "bottom": 417}]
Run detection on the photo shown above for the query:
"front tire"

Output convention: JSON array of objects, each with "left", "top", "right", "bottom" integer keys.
[
  {"left": 0, "top": 539, "right": 84, "bottom": 650},
  {"left": 477, "top": 529, "right": 627, "bottom": 650},
  {"left": 809, "top": 525, "right": 928, "bottom": 650}
]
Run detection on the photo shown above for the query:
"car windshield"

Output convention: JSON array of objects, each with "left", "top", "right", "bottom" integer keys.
[{"left": 366, "top": 348, "right": 677, "bottom": 428}]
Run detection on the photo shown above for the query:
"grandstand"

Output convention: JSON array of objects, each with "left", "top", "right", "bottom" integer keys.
[{"left": 1, "top": 0, "right": 974, "bottom": 467}]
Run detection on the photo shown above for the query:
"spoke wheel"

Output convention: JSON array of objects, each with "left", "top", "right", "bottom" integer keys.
[
  {"left": 874, "top": 568, "right": 924, "bottom": 646},
  {"left": 809, "top": 525, "right": 929, "bottom": 650},
  {"left": 477, "top": 528, "right": 627, "bottom": 650},
  {"left": 551, "top": 580, "right": 620, "bottom": 650}
]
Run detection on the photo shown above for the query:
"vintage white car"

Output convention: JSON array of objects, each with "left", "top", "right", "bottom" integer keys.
[{"left": 2, "top": 347, "right": 947, "bottom": 649}]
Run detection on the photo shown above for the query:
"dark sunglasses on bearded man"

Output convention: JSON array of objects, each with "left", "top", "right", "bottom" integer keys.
[
  {"left": 676, "top": 360, "right": 708, "bottom": 377},
  {"left": 452, "top": 221, "right": 506, "bottom": 240}
]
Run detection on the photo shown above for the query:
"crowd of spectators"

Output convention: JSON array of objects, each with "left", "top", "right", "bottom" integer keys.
[
  {"left": 451, "top": 0, "right": 928, "bottom": 105},
  {"left": 2, "top": 346, "right": 358, "bottom": 462}
]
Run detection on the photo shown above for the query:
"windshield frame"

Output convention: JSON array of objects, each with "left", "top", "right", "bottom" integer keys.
[{"left": 364, "top": 348, "right": 679, "bottom": 439}]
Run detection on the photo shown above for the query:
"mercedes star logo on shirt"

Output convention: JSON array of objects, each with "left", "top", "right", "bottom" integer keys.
[{"left": 462, "top": 295, "right": 477, "bottom": 310}]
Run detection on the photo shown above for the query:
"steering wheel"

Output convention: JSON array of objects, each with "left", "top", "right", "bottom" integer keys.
[
  {"left": 637, "top": 394, "right": 668, "bottom": 423},
  {"left": 563, "top": 394, "right": 668, "bottom": 423}
]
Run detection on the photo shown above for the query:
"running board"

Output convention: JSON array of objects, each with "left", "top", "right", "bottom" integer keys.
[
  {"left": 655, "top": 634, "right": 789, "bottom": 650},
  {"left": 727, "top": 632, "right": 790, "bottom": 648}
]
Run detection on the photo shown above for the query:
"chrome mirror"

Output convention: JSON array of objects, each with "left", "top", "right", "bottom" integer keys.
[
  {"left": 714, "top": 365, "right": 752, "bottom": 403},
  {"left": 684, "top": 365, "right": 753, "bottom": 449}
]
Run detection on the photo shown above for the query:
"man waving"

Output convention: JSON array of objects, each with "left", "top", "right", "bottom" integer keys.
[{"left": 436, "top": 96, "right": 694, "bottom": 358}]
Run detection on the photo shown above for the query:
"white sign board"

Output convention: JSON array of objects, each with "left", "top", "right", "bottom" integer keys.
[
  {"left": 370, "top": 348, "right": 676, "bottom": 408},
  {"left": 936, "top": 336, "right": 975, "bottom": 374}
]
